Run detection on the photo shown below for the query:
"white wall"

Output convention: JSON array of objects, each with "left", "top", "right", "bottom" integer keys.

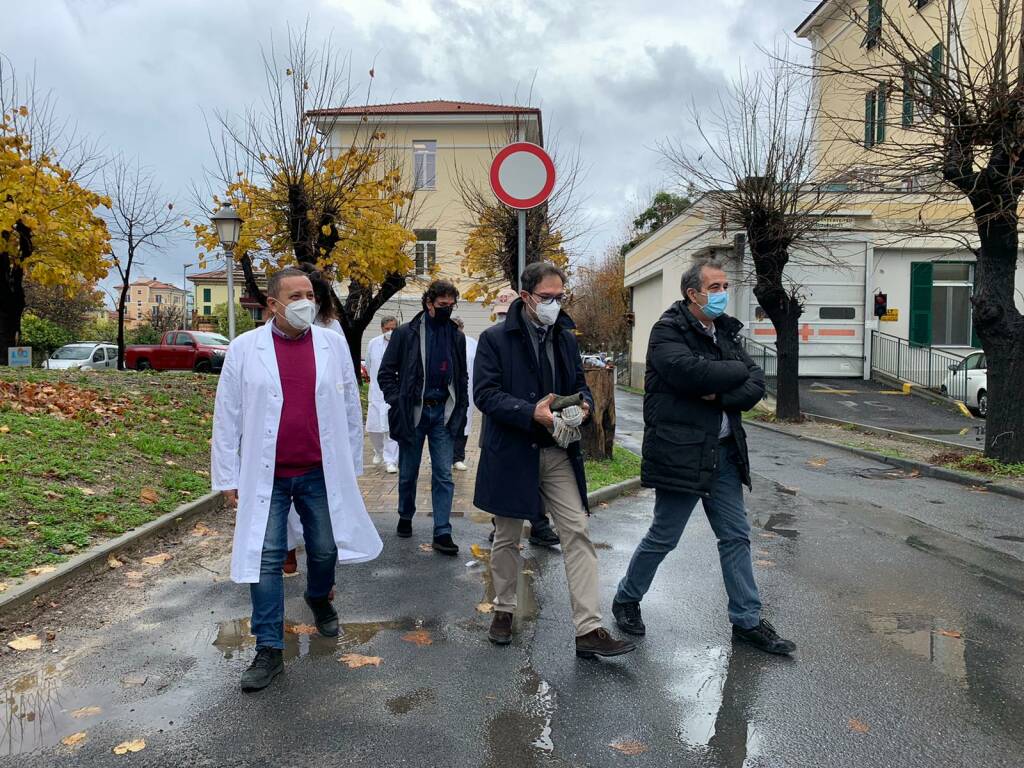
[{"left": 629, "top": 273, "right": 664, "bottom": 387}]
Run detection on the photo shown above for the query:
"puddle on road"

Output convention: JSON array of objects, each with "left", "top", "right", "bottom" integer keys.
[
  {"left": 386, "top": 686, "right": 436, "bottom": 715},
  {"left": 483, "top": 666, "right": 557, "bottom": 767},
  {"left": 865, "top": 612, "right": 967, "bottom": 686},
  {"left": 477, "top": 555, "right": 540, "bottom": 632},
  {"left": 854, "top": 467, "right": 920, "bottom": 481},
  {"left": 212, "top": 616, "right": 430, "bottom": 659},
  {"left": 668, "top": 646, "right": 765, "bottom": 763}
]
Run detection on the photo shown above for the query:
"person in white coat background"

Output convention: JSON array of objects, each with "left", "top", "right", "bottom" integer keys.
[
  {"left": 365, "top": 315, "right": 400, "bottom": 474},
  {"left": 452, "top": 316, "right": 476, "bottom": 472},
  {"left": 212, "top": 267, "right": 382, "bottom": 692}
]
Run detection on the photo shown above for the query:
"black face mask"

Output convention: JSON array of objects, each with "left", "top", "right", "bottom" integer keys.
[{"left": 432, "top": 305, "right": 453, "bottom": 323}]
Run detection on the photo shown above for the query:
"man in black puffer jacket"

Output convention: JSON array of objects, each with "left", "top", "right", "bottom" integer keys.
[{"left": 612, "top": 258, "right": 796, "bottom": 655}]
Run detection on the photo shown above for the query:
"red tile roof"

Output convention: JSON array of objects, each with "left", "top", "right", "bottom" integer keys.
[{"left": 307, "top": 99, "right": 540, "bottom": 118}]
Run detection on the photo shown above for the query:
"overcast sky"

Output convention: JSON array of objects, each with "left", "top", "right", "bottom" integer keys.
[{"left": 2, "top": 0, "right": 813, "bottom": 303}]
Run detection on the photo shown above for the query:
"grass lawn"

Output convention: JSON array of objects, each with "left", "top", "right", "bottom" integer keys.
[
  {"left": 0, "top": 369, "right": 219, "bottom": 580},
  {"left": 585, "top": 445, "right": 642, "bottom": 492},
  {"left": 618, "top": 385, "right": 644, "bottom": 396}
]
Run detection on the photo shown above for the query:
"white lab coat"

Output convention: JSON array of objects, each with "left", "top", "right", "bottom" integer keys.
[
  {"left": 365, "top": 333, "right": 390, "bottom": 434},
  {"left": 212, "top": 322, "right": 382, "bottom": 583},
  {"left": 464, "top": 335, "right": 478, "bottom": 436}
]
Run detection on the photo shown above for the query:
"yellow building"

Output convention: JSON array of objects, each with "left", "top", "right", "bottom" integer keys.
[
  {"left": 118, "top": 278, "right": 188, "bottom": 329},
  {"left": 187, "top": 268, "right": 267, "bottom": 327},
  {"left": 308, "top": 100, "right": 543, "bottom": 352}
]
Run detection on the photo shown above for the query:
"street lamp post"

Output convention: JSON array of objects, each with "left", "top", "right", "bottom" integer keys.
[
  {"left": 182, "top": 262, "right": 192, "bottom": 330},
  {"left": 210, "top": 203, "right": 243, "bottom": 340}
]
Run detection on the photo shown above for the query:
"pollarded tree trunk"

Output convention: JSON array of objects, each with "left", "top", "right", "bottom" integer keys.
[
  {"left": 581, "top": 366, "right": 616, "bottom": 459},
  {"left": 973, "top": 211, "right": 1024, "bottom": 462},
  {"left": 0, "top": 253, "right": 26, "bottom": 351},
  {"left": 752, "top": 251, "right": 803, "bottom": 422}
]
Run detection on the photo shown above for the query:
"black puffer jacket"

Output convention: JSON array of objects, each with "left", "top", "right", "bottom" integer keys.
[{"left": 641, "top": 301, "right": 765, "bottom": 495}]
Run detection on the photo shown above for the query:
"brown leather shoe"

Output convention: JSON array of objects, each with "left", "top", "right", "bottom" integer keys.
[
  {"left": 488, "top": 611, "right": 513, "bottom": 645},
  {"left": 575, "top": 627, "right": 637, "bottom": 659},
  {"left": 283, "top": 549, "right": 298, "bottom": 575}
]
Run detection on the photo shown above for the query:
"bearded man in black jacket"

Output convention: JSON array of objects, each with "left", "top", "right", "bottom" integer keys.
[{"left": 612, "top": 258, "right": 796, "bottom": 655}]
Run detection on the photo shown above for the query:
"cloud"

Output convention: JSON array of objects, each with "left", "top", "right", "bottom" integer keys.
[{"left": 1, "top": 0, "right": 810, "bottom": 299}]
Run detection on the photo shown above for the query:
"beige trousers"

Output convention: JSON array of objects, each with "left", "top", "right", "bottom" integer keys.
[{"left": 491, "top": 447, "right": 602, "bottom": 636}]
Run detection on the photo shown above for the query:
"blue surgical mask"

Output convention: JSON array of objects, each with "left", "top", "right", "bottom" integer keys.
[{"left": 699, "top": 291, "right": 729, "bottom": 319}]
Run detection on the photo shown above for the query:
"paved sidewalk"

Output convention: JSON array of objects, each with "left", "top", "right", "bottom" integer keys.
[{"left": 358, "top": 422, "right": 483, "bottom": 522}]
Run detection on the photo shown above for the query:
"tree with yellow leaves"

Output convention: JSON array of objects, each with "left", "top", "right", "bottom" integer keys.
[
  {"left": 0, "top": 60, "right": 111, "bottom": 350},
  {"left": 192, "top": 26, "right": 416, "bottom": 369}
]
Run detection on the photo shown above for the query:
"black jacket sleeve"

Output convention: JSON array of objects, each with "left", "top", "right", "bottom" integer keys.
[
  {"left": 647, "top": 320, "right": 750, "bottom": 398},
  {"left": 378, "top": 326, "right": 403, "bottom": 406},
  {"left": 473, "top": 331, "right": 536, "bottom": 433},
  {"left": 718, "top": 343, "right": 766, "bottom": 411},
  {"left": 455, "top": 330, "right": 469, "bottom": 409}
]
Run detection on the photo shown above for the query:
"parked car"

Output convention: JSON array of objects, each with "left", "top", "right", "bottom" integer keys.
[
  {"left": 941, "top": 351, "right": 987, "bottom": 417},
  {"left": 43, "top": 342, "right": 118, "bottom": 371},
  {"left": 125, "top": 330, "right": 229, "bottom": 373},
  {"left": 581, "top": 354, "right": 608, "bottom": 368}
]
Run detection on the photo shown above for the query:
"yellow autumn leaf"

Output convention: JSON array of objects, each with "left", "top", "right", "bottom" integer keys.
[
  {"left": 72, "top": 706, "right": 102, "bottom": 718},
  {"left": 139, "top": 487, "right": 159, "bottom": 504},
  {"left": 112, "top": 739, "right": 146, "bottom": 754},
  {"left": 848, "top": 718, "right": 870, "bottom": 734},
  {"left": 470, "top": 544, "right": 490, "bottom": 559},
  {"left": 26, "top": 565, "right": 56, "bottom": 577},
  {"left": 476, "top": 602, "right": 495, "bottom": 614},
  {"left": 338, "top": 653, "right": 382, "bottom": 668},
  {"left": 62, "top": 731, "right": 88, "bottom": 747},
  {"left": 8, "top": 634, "right": 42, "bottom": 651},
  {"left": 107, "top": 555, "right": 124, "bottom": 569},
  {"left": 141, "top": 553, "right": 172, "bottom": 566},
  {"left": 609, "top": 740, "right": 649, "bottom": 755},
  {"left": 0, "top": 425, "right": 9, "bottom": 433},
  {"left": 401, "top": 629, "right": 433, "bottom": 646},
  {"left": 285, "top": 623, "right": 317, "bottom": 635}
]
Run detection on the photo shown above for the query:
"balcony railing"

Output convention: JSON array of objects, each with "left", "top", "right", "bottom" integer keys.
[{"left": 870, "top": 331, "right": 968, "bottom": 400}]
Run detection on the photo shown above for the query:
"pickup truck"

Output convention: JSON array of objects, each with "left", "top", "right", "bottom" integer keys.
[{"left": 125, "top": 330, "right": 230, "bottom": 373}]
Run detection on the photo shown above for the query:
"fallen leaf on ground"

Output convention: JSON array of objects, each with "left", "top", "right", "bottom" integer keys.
[
  {"left": 967, "top": 485, "right": 988, "bottom": 493},
  {"left": 469, "top": 544, "right": 490, "bottom": 559},
  {"left": 164, "top": 460, "right": 177, "bottom": 466},
  {"left": 848, "top": 718, "right": 870, "bottom": 733},
  {"left": 758, "top": 532, "right": 778, "bottom": 539},
  {"left": 756, "top": 549, "right": 771, "bottom": 556},
  {"left": 72, "top": 706, "right": 102, "bottom": 718},
  {"left": 0, "top": 425, "right": 8, "bottom": 433},
  {"left": 339, "top": 653, "right": 382, "bottom": 668},
  {"left": 141, "top": 553, "right": 172, "bottom": 566},
  {"left": 122, "top": 674, "right": 147, "bottom": 687},
  {"left": 285, "top": 623, "right": 317, "bottom": 635},
  {"left": 192, "top": 522, "right": 218, "bottom": 537},
  {"left": 807, "top": 457, "right": 829, "bottom": 467},
  {"left": 139, "top": 488, "right": 159, "bottom": 504},
  {"left": 937, "top": 629, "right": 963, "bottom": 639},
  {"left": 160, "top": 419, "right": 170, "bottom": 425},
  {"left": 402, "top": 630, "right": 433, "bottom": 646},
  {"left": 62, "top": 732, "right": 88, "bottom": 747},
  {"left": 8, "top": 634, "right": 42, "bottom": 651},
  {"left": 418, "top": 543, "right": 433, "bottom": 553},
  {"left": 26, "top": 565, "right": 56, "bottom": 577},
  {"left": 124, "top": 571, "right": 144, "bottom": 581},
  {"left": 107, "top": 555, "right": 124, "bottom": 569},
  {"left": 476, "top": 602, "right": 495, "bottom": 614},
  {"left": 778, "top": 486, "right": 799, "bottom": 496},
  {"left": 0, "top": 583, "right": 6, "bottom": 593},
  {"left": 609, "top": 740, "right": 649, "bottom": 755},
  {"left": 77, "top": 487, "right": 96, "bottom": 496},
  {"left": 112, "top": 739, "right": 146, "bottom": 754},
  {"left": 754, "top": 559, "right": 775, "bottom": 567}
]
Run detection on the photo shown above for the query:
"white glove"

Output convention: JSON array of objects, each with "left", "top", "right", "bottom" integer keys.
[
  {"left": 559, "top": 404, "right": 584, "bottom": 428},
  {"left": 551, "top": 412, "right": 582, "bottom": 448}
]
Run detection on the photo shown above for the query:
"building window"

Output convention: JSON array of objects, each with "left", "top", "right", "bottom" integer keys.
[
  {"left": 910, "top": 262, "right": 975, "bottom": 348},
  {"left": 155, "top": 294, "right": 163, "bottom": 304},
  {"left": 863, "top": 0, "right": 882, "bottom": 48},
  {"left": 203, "top": 288, "right": 212, "bottom": 302},
  {"left": 248, "top": 306, "right": 262, "bottom": 322},
  {"left": 864, "top": 89, "right": 877, "bottom": 147},
  {"left": 203, "top": 305, "right": 212, "bottom": 316},
  {"left": 413, "top": 140, "right": 437, "bottom": 190},
  {"left": 414, "top": 229, "right": 437, "bottom": 276},
  {"left": 819, "top": 307, "right": 856, "bottom": 320}
]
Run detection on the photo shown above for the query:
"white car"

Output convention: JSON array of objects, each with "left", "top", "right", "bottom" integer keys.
[
  {"left": 43, "top": 342, "right": 119, "bottom": 371},
  {"left": 942, "top": 351, "right": 987, "bottom": 417}
]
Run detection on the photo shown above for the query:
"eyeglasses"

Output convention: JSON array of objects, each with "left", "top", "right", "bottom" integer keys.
[{"left": 531, "top": 292, "right": 566, "bottom": 305}]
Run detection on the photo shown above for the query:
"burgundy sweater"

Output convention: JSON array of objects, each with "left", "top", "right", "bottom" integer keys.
[{"left": 272, "top": 330, "right": 322, "bottom": 477}]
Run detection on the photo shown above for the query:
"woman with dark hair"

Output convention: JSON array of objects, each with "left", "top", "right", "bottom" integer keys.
[{"left": 283, "top": 263, "right": 349, "bottom": 579}]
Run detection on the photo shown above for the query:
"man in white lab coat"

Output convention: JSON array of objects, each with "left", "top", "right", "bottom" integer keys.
[
  {"left": 212, "top": 267, "right": 382, "bottom": 692},
  {"left": 365, "top": 315, "right": 400, "bottom": 473}
]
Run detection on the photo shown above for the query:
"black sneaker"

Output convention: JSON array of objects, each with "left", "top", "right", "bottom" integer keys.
[
  {"left": 528, "top": 526, "right": 560, "bottom": 548},
  {"left": 612, "top": 600, "right": 646, "bottom": 636},
  {"left": 241, "top": 646, "right": 283, "bottom": 692},
  {"left": 304, "top": 594, "right": 340, "bottom": 637},
  {"left": 732, "top": 619, "right": 796, "bottom": 655},
  {"left": 397, "top": 518, "right": 412, "bottom": 538},
  {"left": 432, "top": 534, "right": 459, "bottom": 556}
]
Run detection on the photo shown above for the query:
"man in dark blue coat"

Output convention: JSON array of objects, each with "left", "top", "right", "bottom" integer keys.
[
  {"left": 378, "top": 280, "right": 468, "bottom": 556},
  {"left": 612, "top": 258, "right": 796, "bottom": 655},
  {"left": 473, "top": 262, "right": 636, "bottom": 659}
]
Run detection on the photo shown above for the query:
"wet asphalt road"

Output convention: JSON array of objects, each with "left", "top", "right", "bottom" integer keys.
[{"left": 2, "top": 414, "right": 1023, "bottom": 766}]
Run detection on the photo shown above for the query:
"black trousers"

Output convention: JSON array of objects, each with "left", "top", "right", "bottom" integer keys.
[{"left": 453, "top": 433, "right": 469, "bottom": 463}]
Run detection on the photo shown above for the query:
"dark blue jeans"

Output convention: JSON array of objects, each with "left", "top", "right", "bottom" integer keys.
[
  {"left": 250, "top": 466, "right": 337, "bottom": 649},
  {"left": 615, "top": 442, "right": 762, "bottom": 629},
  {"left": 397, "top": 402, "right": 454, "bottom": 537}
]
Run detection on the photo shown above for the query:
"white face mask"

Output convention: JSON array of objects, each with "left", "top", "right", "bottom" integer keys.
[
  {"left": 383, "top": 330, "right": 393, "bottom": 342},
  {"left": 534, "top": 298, "right": 561, "bottom": 327},
  {"left": 282, "top": 299, "right": 317, "bottom": 331}
]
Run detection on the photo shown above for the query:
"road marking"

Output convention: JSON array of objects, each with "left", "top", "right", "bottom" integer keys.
[{"left": 955, "top": 401, "right": 973, "bottom": 418}]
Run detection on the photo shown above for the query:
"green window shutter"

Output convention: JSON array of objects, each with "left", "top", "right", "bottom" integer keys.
[
  {"left": 864, "top": 91, "right": 876, "bottom": 147},
  {"left": 865, "top": 0, "right": 882, "bottom": 46},
  {"left": 902, "top": 69, "right": 914, "bottom": 126},
  {"left": 876, "top": 83, "right": 887, "bottom": 143},
  {"left": 909, "top": 262, "right": 933, "bottom": 347},
  {"left": 930, "top": 43, "right": 943, "bottom": 78}
]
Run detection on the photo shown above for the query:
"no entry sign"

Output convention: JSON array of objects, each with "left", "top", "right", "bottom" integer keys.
[{"left": 489, "top": 142, "right": 556, "bottom": 210}]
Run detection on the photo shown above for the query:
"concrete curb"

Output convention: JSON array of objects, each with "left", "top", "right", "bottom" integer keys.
[
  {"left": 0, "top": 491, "right": 223, "bottom": 618},
  {"left": 746, "top": 421, "right": 1024, "bottom": 501},
  {"left": 801, "top": 411, "right": 983, "bottom": 453},
  {"left": 587, "top": 477, "right": 643, "bottom": 506}
]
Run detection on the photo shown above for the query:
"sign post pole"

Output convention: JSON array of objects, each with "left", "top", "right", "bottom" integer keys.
[{"left": 517, "top": 209, "right": 526, "bottom": 290}]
